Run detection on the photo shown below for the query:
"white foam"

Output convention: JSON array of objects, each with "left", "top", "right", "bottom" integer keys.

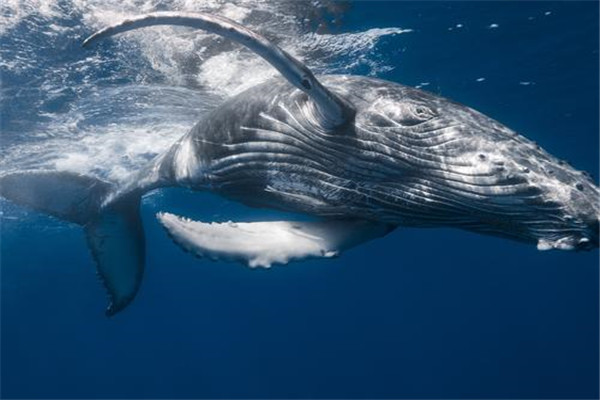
[
  {"left": 298, "top": 27, "right": 412, "bottom": 76},
  {"left": 197, "top": 50, "right": 277, "bottom": 97},
  {"left": 0, "top": 0, "right": 61, "bottom": 35}
]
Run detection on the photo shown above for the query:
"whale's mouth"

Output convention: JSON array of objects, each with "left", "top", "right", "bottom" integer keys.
[
  {"left": 537, "top": 237, "right": 593, "bottom": 251},
  {"left": 536, "top": 220, "right": 599, "bottom": 251}
]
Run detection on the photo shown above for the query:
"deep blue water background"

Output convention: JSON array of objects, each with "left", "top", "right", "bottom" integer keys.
[{"left": 1, "top": 1, "right": 599, "bottom": 398}]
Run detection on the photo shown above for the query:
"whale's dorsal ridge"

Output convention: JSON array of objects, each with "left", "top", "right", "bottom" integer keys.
[{"left": 82, "top": 11, "right": 354, "bottom": 129}]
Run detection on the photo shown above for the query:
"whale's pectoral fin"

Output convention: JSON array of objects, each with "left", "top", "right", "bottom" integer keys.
[
  {"left": 83, "top": 12, "right": 355, "bottom": 129},
  {"left": 156, "top": 212, "right": 394, "bottom": 268}
]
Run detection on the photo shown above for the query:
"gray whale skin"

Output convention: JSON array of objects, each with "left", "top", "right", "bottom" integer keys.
[{"left": 1, "top": 12, "right": 597, "bottom": 316}]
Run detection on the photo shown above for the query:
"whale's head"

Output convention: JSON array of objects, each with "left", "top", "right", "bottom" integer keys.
[{"left": 346, "top": 77, "right": 599, "bottom": 250}]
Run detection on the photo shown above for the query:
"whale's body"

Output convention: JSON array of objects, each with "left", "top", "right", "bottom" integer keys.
[
  {"left": 141, "top": 75, "right": 598, "bottom": 246},
  {"left": 1, "top": 12, "right": 598, "bottom": 316}
]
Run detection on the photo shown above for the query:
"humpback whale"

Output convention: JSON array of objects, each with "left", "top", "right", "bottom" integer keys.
[{"left": 1, "top": 12, "right": 598, "bottom": 316}]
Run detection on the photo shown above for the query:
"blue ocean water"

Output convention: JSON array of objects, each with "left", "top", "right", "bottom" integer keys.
[{"left": 1, "top": 1, "right": 598, "bottom": 398}]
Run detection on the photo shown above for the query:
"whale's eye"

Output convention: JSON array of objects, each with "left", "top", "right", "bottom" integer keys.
[
  {"left": 391, "top": 104, "right": 436, "bottom": 126},
  {"left": 366, "top": 100, "right": 437, "bottom": 128},
  {"left": 411, "top": 104, "right": 436, "bottom": 121}
]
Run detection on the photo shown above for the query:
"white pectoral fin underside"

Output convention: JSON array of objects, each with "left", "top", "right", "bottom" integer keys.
[{"left": 156, "top": 212, "right": 393, "bottom": 268}]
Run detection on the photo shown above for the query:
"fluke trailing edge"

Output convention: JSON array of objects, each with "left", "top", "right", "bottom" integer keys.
[{"left": 1, "top": 12, "right": 598, "bottom": 316}]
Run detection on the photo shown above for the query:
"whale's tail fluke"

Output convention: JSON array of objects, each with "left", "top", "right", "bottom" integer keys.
[{"left": 0, "top": 171, "right": 144, "bottom": 316}]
